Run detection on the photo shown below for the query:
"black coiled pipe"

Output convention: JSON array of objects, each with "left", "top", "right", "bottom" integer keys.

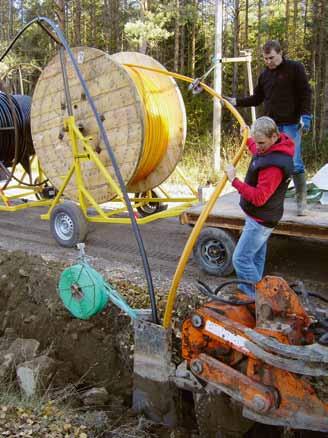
[{"left": 0, "top": 93, "right": 34, "bottom": 171}]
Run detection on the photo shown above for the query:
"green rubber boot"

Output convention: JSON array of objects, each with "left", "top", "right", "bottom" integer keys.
[{"left": 293, "top": 173, "right": 308, "bottom": 216}]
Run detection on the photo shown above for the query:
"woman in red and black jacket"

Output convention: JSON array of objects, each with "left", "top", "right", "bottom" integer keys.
[{"left": 225, "top": 116, "right": 295, "bottom": 297}]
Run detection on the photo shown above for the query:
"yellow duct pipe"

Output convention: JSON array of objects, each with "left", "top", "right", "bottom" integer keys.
[{"left": 124, "top": 64, "right": 249, "bottom": 329}]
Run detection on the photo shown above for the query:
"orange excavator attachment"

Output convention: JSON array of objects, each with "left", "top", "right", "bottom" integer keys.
[{"left": 182, "top": 276, "right": 328, "bottom": 432}]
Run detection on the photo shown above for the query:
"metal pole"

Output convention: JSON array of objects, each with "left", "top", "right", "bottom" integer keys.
[
  {"left": 59, "top": 48, "right": 73, "bottom": 116},
  {"left": 18, "top": 67, "right": 24, "bottom": 94},
  {"left": 213, "top": 0, "right": 223, "bottom": 173},
  {"left": 246, "top": 54, "right": 256, "bottom": 123}
]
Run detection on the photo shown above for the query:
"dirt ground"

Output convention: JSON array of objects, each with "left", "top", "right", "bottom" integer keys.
[
  {"left": 0, "top": 208, "right": 327, "bottom": 437},
  {"left": 0, "top": 248, "right": 200, "bottom": 387},
  {"left": 0, "top": 248, "right": 206, "bottom": 437},
  {"left": 0, "top": 247, "right": 327, "bottom": 437},
  {"left": 0, "top": 206, "right": 326, "bottom": 294}
]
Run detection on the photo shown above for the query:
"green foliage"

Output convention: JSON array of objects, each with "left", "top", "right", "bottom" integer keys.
[
  {"left": 124, "top": 3, "right": 174, "bottom": 51},
  {"left": 124, "top": 11, "right": 173, "bottom": 50},
  {"left": 0, "top": 0, "right": 326, "bottom": 171},
  {"left": 182, "top": 84, "right": 213, "bottom": 138}
]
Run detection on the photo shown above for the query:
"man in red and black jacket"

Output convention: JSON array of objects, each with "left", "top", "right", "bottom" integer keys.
[{"left": 225, "top": 116, "right": 295, "bottom": 297}]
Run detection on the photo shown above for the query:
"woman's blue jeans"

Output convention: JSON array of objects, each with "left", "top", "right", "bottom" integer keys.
[
  {"left": 278, "top": 123, "right": 304, "bottom": 174},
  {"left": 232, "top": 216, "right": 273, "bottom": 297}
]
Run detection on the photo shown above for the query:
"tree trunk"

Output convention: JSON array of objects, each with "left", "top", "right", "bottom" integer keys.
[
  {"left": 90, "top": 1, "right": 96, "bottom": 46},
  {"left": 292, "top": 0, "right": 298, "bottom": 54},
  {"left": 256, "top": 0, "right": 262, "bottom": 75},
  {"left": 20, "top": 0, "right": 24, "bottom": 25},
  {"left": 139, "top": 0, "right": 148, "bottom": 54},
  {"left": 8, "top": 0, "right": 13, "bottom": 39},
  {"left": 318, "top": 1, "right": 328, "bottom": 143},
  {"left": 103, "top": 0, "right": 110, "bottom": 52},
  {"left": 54, "top": 0, "right": 65, "bottom": 33},
  {"left": 0, "top": 1, "right": 6, "bottom": 40},
  {"left": 180, "top": 0, "right": 185, "bottom": 74},
  {"left": 285, "top": 0, "right": 290, "bottom": 51},
  {"left": 111, "top": 0, "right": 121, "bottom": 53},
  {"left": 312, "top": 0, "right": 325, "bottom": 145},
  {"left": 244, "top": 0, "right": 249, "bottom": 92},
  {"left": 174, "top": 0, "right": 180, "bottom": 71},
  {"left": 304, "top": 0, "right": 309, "bottom": 46},
  {"left": 244, "top": 0, "right": 249, "bottom": 48},
  {"left": 232, "top": 0, "right": 240, "bottom": 96},
  {"left": 73, "top": 0, "right": 81, "bottom": 46},
  {"left": 191, "top": 0, "right": 197, "bottom": 77}
]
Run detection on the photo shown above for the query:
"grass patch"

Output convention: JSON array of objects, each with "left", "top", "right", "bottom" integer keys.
[
  {"left": 303, "top": 136, "right": 328, "bottom": 177},
  {"left": 0, "top": 384, "right": 108, "bottom": 436},
  {"left": 169, "top": 131, "right": 250, "bottom": 187},
  {"left": 170, "top": 131, "right": 327, "bottom": 188}
]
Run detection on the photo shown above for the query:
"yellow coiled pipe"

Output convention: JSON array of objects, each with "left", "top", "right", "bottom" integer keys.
[
  {"left": 124, "top": 63, "right": 249, "bottom": 329},
  {"left": 123, "top": 65, "right": 172, "bottom": 184}
]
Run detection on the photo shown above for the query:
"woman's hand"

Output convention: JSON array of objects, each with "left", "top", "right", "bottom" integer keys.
[
  {"left": 240, "top": 124, "right": 249, "bottom": 136},
  {"left": 225, "top": 164, "right": 236, "bottom": 183}
]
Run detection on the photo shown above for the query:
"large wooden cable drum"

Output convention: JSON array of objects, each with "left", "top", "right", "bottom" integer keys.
[{"left": 30, "top": 47, "right": 187, "bottom": 204}]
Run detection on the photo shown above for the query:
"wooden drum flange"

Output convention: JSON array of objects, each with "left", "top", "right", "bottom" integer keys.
[{"left": 31, "top": 47, "right": 186, "bottom": 204}]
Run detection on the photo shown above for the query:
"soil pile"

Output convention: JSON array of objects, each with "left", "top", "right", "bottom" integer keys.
[
  {"left": 0, "top": 250, "right": 133, "bottom": 395},
  {"left": 0, "top": 249, "right": 202, "bottom": 437}
]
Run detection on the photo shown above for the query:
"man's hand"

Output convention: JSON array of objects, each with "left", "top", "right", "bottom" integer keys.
[
  {"left": 225, "top": 164, "right": 236, "bottom": 182},
  {"left": 300, "top": 115, "right": 312, "bottom": 134},
  {"left": 224, "top": 96, "right": 237, "bottom": 106}
]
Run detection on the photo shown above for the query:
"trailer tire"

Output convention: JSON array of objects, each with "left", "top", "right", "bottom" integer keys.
[
  {"left": 135, "top": 190, "right": 168, "bottom": 217},
  {"left": 193, "top": 227, "right": 237, "bottom": 276},
  {"left": 50, "top": 201, "right": 88, "bottom": 247}
]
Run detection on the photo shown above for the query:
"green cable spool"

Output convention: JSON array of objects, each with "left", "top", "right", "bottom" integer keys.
[{"left": 58, "top": 263, "right": 109, "bottom": 320}]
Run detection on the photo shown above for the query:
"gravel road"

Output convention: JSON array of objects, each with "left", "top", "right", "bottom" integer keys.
[{"left": 0, "top": 205, "right": 327, "bottom": 295}]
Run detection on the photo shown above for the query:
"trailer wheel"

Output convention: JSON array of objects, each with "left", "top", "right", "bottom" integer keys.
[
  {"left": 193, "top": 227, "right": 237, "bottom": 276},
  {"left": 50, "top": 201, "right": 88, "bottom": 247},
  {"left": 135, "top": 190, "right": 168, "bottom": 217},
  {"left": 34, "top": 178, "right": 57, "bottom": 200}
]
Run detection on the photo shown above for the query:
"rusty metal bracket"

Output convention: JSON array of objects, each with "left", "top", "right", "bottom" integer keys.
[
  {"left": 244, "top": 328, "right": 328, "bottom": 363},
  {"left": 203, "top": 309, "right": 328, "bottom": 376},
  {"left": 190, "top": 353, "right": 279, "bottom": 414},
  {"left": 170, "top": 360, "right": 205, "bottom": 393},
  {"left": 243, "top": 406, "right": 328, "bottom": 432}
]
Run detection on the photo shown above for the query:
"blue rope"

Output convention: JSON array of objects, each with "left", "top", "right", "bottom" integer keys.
[{"left": 104, "top": 282, "right": 138, "bottom": 320}]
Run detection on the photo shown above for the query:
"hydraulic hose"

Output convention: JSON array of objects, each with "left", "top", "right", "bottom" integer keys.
[{"left": 197, "top": 279, "right": 255, "bottom": 305}]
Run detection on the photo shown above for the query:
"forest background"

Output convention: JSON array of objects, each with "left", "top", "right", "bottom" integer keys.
[{"left": 0, "top": 0, "right": 327, "bottom": 182}]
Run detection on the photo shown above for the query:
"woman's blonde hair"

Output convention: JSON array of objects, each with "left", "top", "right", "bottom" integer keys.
[{"left": 250, "top": 116, "right": 279, "bottom": 138}]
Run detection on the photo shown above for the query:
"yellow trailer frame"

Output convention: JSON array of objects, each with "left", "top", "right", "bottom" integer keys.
[
  {"left": 39, "top": 116, "right": 198, "bottom": 225},
  {"left": 0, "top": 114, "right": 197, "bottom": 226},
  {"left": 0, "top": 155, "right": 53, "bottom": 211}
]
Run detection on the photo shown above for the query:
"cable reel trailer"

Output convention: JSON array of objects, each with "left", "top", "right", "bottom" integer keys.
[
  {"left": 0, "top": 20, "right": 202, "bottom": 247},
  {"left": 0, "top": 17, "right": 247, "bottom": 249},
  {"left": 30, "top": 46, "right": 199, "bottom": 247}
]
